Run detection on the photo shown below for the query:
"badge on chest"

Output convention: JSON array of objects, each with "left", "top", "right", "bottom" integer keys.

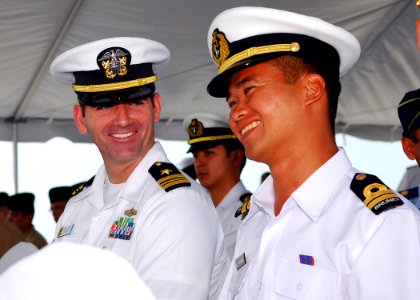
[{"left": 108, "top": 208, "right": 137, "bottom": 240}]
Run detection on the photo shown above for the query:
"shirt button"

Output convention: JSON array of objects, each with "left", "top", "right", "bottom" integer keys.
[{"left": 297, "top": 283, "right": 303, "bottom": 290}]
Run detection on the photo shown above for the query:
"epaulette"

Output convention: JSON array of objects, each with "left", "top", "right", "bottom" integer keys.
[
  {"left": 149, "top": 161, "right": 191, "bottom": 192},
  {"left": 350, "top": 173, "right": 404, "bottom": 215},
  {"left": 235, "top": 192, "right": 252, "bottom": 220},
  {"left": 71, "top": 176, "right": 95, "bottom": 197},
  {"left": 399, "top": 186, "right": 419, "bottom": 200}
]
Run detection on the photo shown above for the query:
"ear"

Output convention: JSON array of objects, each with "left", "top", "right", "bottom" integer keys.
[
  {"left": 303, "top": 74, "right": 326, "bottom": 106},
  {"left": 152, "top": 93, "right": 162, "bottom": 122},
  {"left": 25, "top": 213, "right": 33, "bottom": 224},
  {"left": 231, "top": 148, "right": 244, "bottom": 168},
  {"left": 402, "top": 137, "right": 416, "bottom": 160},
  {"left": 73, "top": 104, "right": 88, "bottom": 134}
]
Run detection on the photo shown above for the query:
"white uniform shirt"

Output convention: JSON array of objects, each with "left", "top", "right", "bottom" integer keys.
[
  {"left": 216, "top": 181, "right": 248, "bottom": 259},
  {"left": 221, "top": 148, "right": 420, "bottom": 300},
  {"left": 54, "top": 142, "right": 228, "bottom": 300}
]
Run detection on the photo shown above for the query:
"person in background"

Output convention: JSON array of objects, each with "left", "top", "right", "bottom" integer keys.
[
  {"left": 0, "top": 193, "right": 9, "bottom": 218},
  {"left": 398, "top": 88, "right": 420, "bottom": 209},
  {"left": 183, "top": 112, "right": 250, "bottom": 259},
  {"left": 7, "top": 193, "right": 47, "bottom": 249},
  {"left": 0, "top": 214, "right": 25, "bottom": 258},
  {"left": 206, "top": 6, "right": 420, "bottom": 299},
  {"left": 48, "top": 186, "right": 73, "bottom": 222},
  {"left": 49, "top": 37, "right": 227, "bottom": 299}
]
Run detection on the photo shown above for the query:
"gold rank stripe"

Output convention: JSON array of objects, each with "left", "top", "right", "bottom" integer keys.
[
  {"left": 157, "top": 174, "right": 188, "bottom": 185},
  {"left": 364, "top": 193, "right": 398, "bottom": 209},
  {"left": 72, "top": 75, "right": 157, "bottom": 92},
  {"left": 218, "top": 42, "right": 300, "bottom": 75},
  {"left": 189, "top": 134, "right": 237, "bottom": 145},
  {"left": 161, "top": 179, "right": 190, "bottom": 190}
]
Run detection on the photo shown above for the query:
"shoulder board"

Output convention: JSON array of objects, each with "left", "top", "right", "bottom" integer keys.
[
  {"left": 399, "top": 186, "right": 419, "bottom": 200},
  {"left": 350, "top": 173, "right": 403, "bottom": 215},
  {"left": 235, "top": 192, "right": 252, "bottom": 220},
  {"left": 71, "top": 176, "right": 95, "bottom": 197},
  {"left": 148, "top": 161, "right": 191, "bottom": 192}
]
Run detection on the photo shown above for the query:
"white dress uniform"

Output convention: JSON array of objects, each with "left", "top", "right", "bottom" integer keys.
[
  {"left": 216, "top": 181, "right": 249, "bottom": 259},
  {"left": 54, "top": 142, "right": 228, "bottom": 300},
  {"left": 220, "top": 148, "right": 420, "bottom": 299}
]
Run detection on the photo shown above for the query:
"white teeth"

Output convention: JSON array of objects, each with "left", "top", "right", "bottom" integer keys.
[
  {"left": 112, "top": 132, "right": 134, "bottom": 138},
  {"left": 241, "top": 121, "right": 260, "bottom": 136}
]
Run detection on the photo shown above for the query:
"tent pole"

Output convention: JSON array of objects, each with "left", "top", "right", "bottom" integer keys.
[{"left": 12, "top": 123, "right": 18, "bottom": 193}]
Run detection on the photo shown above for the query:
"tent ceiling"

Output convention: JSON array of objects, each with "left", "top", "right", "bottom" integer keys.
[{"left": 1, "top": 0, "right": 418, "bottom": 143}]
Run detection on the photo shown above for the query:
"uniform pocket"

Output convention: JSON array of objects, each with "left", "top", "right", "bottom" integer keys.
[{"left": 275, "top": 260, "right": 337, "bottom": 300}]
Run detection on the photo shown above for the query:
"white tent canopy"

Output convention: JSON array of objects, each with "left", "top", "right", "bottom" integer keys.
[{"left": 1, "top": 0, "right": 419, "bottom": 143}]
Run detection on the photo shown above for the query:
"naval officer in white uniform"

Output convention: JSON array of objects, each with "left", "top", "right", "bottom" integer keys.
[
  {"left": 205, "top": 6, "right": 420, "bottom": 299},
  {"left": 184, "top": 113, "right": 250, "bottom": 259},
  {"left": 50, "top": 37, "right": 228, "bottom": 300}
]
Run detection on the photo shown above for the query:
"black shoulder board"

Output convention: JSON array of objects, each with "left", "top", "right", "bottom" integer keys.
[
  {"left": 399, "top": 186, "right": 419, "bottom": 200},
  {"left": 350, "top": 173, "right": 404, "bottom": 215},
  {"left": 148, "top": 161, "right": 191, "bottom": 192},
  {"left": 235, "top": 192, "right": 252, "bottom": 220},
  {"left": 71, "top": 176, "right": 95, "bottom": 197}
]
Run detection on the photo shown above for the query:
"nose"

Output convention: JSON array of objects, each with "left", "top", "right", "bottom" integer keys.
[
  {"left": 194, "top": 153, "right": 205, "bottom": 168},
  {"left": 230, "top": 99, "right": 247, "bottom": 123},
  {"left": 113, "top": 103, "right": 130, "bottom": 125}
]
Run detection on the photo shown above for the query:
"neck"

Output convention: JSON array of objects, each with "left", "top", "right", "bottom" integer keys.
[
  {"left": 270, "top": 135, "right": 338, "bottom": 216},
  {"left": 209, "top": 178, "right": 239, "bottom": 207},
  {"left": 105, "top": 159, "right": 141, "bottom": 184}
]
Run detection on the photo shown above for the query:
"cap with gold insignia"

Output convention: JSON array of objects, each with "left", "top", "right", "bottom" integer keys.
[
  {"left": 50, "top": 37, "right": 170, "bottom": 106},
  {"left": 183, "top": 112, "right": 240, "bottom": 153},
  {"left": 397, "top": 88, "right": 420, "bottom": 136},
  {"left": 206, "top": 6, "right": 361, "bottom": 97}
]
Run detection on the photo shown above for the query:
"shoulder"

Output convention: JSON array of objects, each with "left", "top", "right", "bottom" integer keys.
[
  {"left": 350, "top": 172, "right": 404, "bottom": 215},
  {"left": 399, "top": 186, "right": 419, "bottom": 200},
  {"left": 234, "top": 192, "right": 252, "bottom": 220},
  {"left": 148, "top": 161, "right": 191, "bottom": 192},
  {"left": 68, "top": 176, "right": 95, "bottom": 203},
  {"left": 146, "top": 161, "right": 210, "bottom": 204}
]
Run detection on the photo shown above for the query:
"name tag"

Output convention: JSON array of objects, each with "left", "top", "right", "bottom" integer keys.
[
  {"left": 235, "top": 252, "right": 247, "bottom": 270},
  {"left": 57, "top": 224, "right": 74, "bottom": 238}
]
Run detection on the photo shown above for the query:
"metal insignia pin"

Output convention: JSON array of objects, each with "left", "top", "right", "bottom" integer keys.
[{"left": 124, "top": 207, "right": 138, "bottom": 217}]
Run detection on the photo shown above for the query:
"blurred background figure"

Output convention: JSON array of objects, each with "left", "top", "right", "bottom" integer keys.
[
  {"left": 48, "top": 186, "right": 73, "bottom": 222},
  {"left": 0, "top": 241, "right": 38, "bottom": 274},
  {"left": 0, "top": 215, "right": 25, "bottom": 259},
  {"left": 7, "top": 193, "right": 47, "bottom": 249},
  {"left": 0, "top": 242, "right": 156, "bottom": 300},
  {"left": 184, "top": 112, "right": 249, "bottom": 259},
  {"left": 0, "top": 193, "right": 9, "bottom": 218},
  {"left": 398, "top": 88, "right": 420, "bottom": 209}
]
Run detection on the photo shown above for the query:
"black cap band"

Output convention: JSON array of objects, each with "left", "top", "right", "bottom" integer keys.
[{"left": 76, "top": 84, "right": 155, "bottom": 107}]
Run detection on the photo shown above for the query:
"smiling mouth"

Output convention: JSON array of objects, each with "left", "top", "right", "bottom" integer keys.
[
  {"left": 111, "top": 132, "right": 135, "bottom": 139},
  {"left": 240, "top": 121, "right": 260, "bottom": 136}
]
